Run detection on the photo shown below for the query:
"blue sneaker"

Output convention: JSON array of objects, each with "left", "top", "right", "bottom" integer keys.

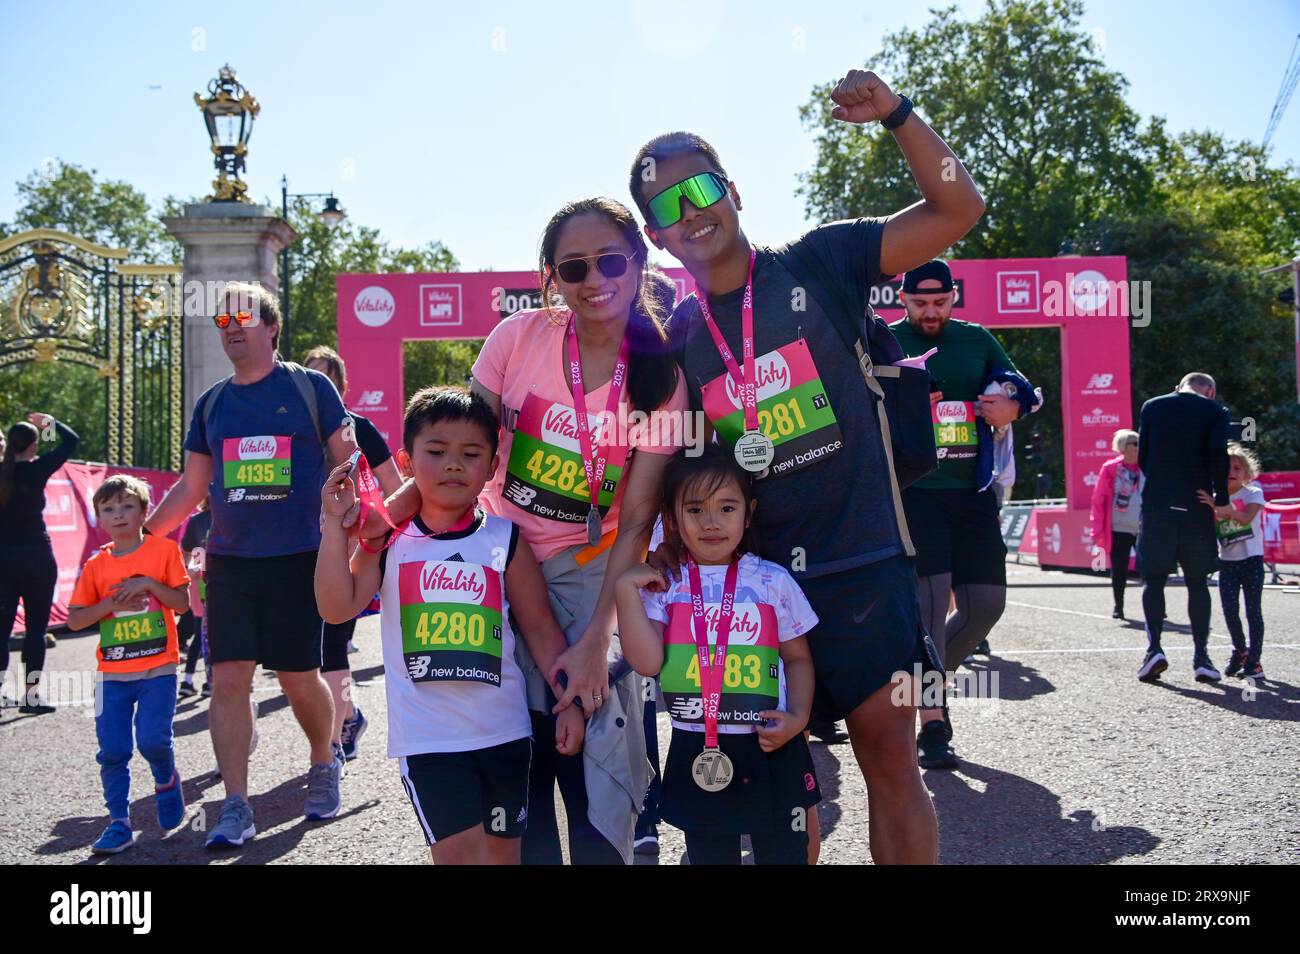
[
  {"left": 205, "top": 795, "right": 256, "bottom": 849},
  {"left": 156, "top": 771, "right": 186, "bottom": 830},
  {"left": 305, "top": 756, "right": 343, "bottom": 820},
  {"left": 92, "top": 820, "right": 137, "bottom": 855},
  {"left": 340, "top": 707, "right": 369, "bottom": 761}
]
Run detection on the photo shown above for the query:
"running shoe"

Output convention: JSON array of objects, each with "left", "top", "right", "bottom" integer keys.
[
  {"left": 1241, "top": 660, "right": 1264, "bottom": 682},
  {"left": 917, "top": 721, "right": 958, "bottom": 770},
  {"left": 1112, "top": 606, "right": 1125, "bottom": 619},
  {"left": 201, "top": 682, "right": 212, "bottom": 699},
  {"left": 1193, "top": 654, "right": 1222, "bottom": 683},
  {"left": 634, "top": 823, "right": 660, "bottom": 856},
  {"left": 340, "top": 706, "right": 369, "bottom": 761},
  {"left": 91, "top": 820, "right": 137, "bottom": 855},
  {"left": 19, "top": 697, "right": 55, "bottom": 715},
  {"left": 155, "top": 770, "right": 186, "bottom": 830},
  {"left": 178, "top": 681, "right": 198, "bottom": 699},
  {"left": 1224, "top": 649, "right": 1248, "bottom": 679},
  {"left": 45, "top": 633, "right": 57, "bottom": 648},
  {"left": 304, "top": 756, "right": 343, "bottom": 820},
  {"left": 206, "top": 795, "right": 256, "bottom": 849},
  {"left": 1137, "top": 649, "right": 1168, "bottom": 683},
  {"left": 974, "top": 639, "right": 991, "bottom": 655}
]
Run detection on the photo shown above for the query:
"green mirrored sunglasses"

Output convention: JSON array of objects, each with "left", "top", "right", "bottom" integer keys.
[{"left": 646, "top": 172, "right": 729, "bottom": 230}]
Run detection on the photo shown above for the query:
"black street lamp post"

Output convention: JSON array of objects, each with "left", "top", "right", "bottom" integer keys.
[{"left": 280, "top": 176, "right": 345, "bottom": 357}]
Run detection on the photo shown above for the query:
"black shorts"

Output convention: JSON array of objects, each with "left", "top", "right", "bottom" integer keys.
[
  {"left": 399, "top": 737, "right": 532, "bottom": 844},
  {"left": 1139, "top": 512, "right": 1217, "bottom": 579},
  {"left": 799, "top": 554, "right": 944, "bottom": 723},
  {"left": 205, "top": 551, "right": 323, "bottom": 672},
  {"left": 660, "top": 728, "right": 820, "bottom": 836},
  {"left": 902, "top": 486, "right": 1007, "bottom": 585},
  {"left": 321, "top": 618, "right": 357, "bottom": 674}
]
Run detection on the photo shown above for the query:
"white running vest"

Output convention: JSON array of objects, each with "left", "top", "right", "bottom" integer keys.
[{"left": 379, "top": 512, "right": 532, "bottom": 756}]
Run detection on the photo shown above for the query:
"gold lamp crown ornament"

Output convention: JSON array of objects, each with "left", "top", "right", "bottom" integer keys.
[{"left": 194, "top": 64, "right": 260, "bottom": 202}]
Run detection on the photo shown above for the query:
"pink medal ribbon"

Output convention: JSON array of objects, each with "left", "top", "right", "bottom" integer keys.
[
  {"left": 696, "top": 248, "right": 759, "bottom": 434},
  {"left": 565, "top": 315, "right": 631, "bottom": 546},
  {"left": 686, "top": 556, "right": 740, "bottom": 750}
]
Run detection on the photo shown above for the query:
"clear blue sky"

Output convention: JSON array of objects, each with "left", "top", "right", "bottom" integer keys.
[{"left": 2, "top": 0, "right": 1297, "bottom": 270}]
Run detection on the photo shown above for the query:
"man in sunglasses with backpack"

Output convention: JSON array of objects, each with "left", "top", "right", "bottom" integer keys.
[
  {"left": 632, "top": 69, "right": 984, "bottom": 864},
  {"left": 146, "top": 282, "right": 359, "bottom": 848}
]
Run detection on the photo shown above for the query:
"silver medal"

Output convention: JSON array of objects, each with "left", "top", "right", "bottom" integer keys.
[
  {"left": 586, "top": 506, "right": 602, "bottom": 547},
  {"left": 734, "top": 430, "right": 775, "bottom": 473},
  {"left": 692, "top": 747, "right": 734, "bottom": 792}
]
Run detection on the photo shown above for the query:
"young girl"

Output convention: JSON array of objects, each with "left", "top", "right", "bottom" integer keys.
[
  {"left": 615, "top": 445, "right": 820, "bottom": 865},
  {"left": 316, "top": 387, "right": 584, "bottom": 864},
  {"left": 1199, "top": 443, "right": 1266, "bottom": 681}
]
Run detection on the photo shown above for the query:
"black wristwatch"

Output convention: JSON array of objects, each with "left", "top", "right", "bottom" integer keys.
[{"left": 881, "top": 94, "right": 913, "bottom": 131}]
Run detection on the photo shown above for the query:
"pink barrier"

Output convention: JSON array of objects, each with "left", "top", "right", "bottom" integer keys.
[
  {"left": 15, "top": 461, "right": 181, "bottom": 634},
  {"left": 1263, "top": 499, "right": 1300, "bottom": 565}
]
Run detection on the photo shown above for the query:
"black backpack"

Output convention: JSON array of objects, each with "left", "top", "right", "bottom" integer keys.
[{"left": 775, "top": 241, "right": 938, "bottom": 494}]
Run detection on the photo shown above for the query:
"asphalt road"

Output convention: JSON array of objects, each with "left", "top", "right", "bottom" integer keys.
[{"left": 3, "top": 564, "right": 1297, "bottom": 865}]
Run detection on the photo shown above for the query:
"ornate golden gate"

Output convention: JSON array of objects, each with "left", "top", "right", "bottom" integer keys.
[{"left": 0, "top": 229, "right": 183, "bottom": 470}]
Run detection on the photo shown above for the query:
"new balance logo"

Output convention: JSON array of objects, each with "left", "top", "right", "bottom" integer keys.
[
  {"left": 355, "top": 390, "right": 384, "bottom": 407},
  {"left": 670, "top": 697, "right": 704, "bottom": 720},
  {"left": 1087, "top": 374, "right": 1114, "bottom": 389}
]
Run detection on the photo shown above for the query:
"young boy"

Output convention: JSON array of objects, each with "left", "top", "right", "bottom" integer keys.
[
  {"left": 315, "top": 386, "right": 584, "bottom": 864},
  {"left": 67, "top": 475, "right": 192, "bottom": 854}
]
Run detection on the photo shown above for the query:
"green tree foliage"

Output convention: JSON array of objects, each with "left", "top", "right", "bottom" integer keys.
[{"left": 799, "top": 0, "right": 1300, "bottom": 494}]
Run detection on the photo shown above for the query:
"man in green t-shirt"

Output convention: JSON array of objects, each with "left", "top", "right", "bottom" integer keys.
[{"left": 889, "top": 260, "right": 1034, "bottom": 770}]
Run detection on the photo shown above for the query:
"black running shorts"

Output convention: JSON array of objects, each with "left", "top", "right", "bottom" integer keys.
[
  {"left": 902, "top": 486, "right": 1008, "bottom": 585},
  {"left": 399, "top": 737, "right": 533, "bottom": 844},
  {"left": 205, "top": 551, "right": 324, "bottom": 672}
]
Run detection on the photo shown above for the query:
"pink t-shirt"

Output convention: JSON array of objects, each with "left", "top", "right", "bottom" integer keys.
[{"left": 472, "top": 308, "right": 689, "bottom": 562}]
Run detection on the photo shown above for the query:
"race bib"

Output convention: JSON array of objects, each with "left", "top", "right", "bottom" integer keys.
[
  {"left": 1216, "top": 516, "right": 1253, "bottom": 545},
  {"left": 397, "top": 560, "right": 504, "bottom": 686},
  {"left": 701, "top": 339, "right": 842, "bottom": 477},
  {"left": 501, "top": 394, "right": 627, "bottom": 523},
  {"left": 932, "top": 400, "right": 978, "bottom": 461},
  {"left": 222, "top": 435, "right": 292, "bottom": 503},
  {"left": 99, "top": 596, "right": 167, "bottom": 663},
  {"left": 660, "top": 600, "right": 780, "bottom": 728}
]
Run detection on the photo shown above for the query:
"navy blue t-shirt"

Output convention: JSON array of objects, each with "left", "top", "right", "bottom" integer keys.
[
  {"left": 675, "top": 218, "right": 904, "bottom": 579},
  {"left": 183, "top": 364, "right": 350, "bottom": 557}
]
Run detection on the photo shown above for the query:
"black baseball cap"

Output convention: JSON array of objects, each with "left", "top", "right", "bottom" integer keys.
[{"left": 902, "top": 260, "right": 954, "bottom": 293}]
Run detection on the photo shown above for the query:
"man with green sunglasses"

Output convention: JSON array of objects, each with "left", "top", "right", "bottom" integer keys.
[{"left": 630, "top": 68, "right": 985, "bottom": 865}]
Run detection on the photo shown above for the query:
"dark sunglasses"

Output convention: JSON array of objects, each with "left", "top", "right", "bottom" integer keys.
[
  {"left": 213, "top": 311, "right": 261, "bottom": 329},
  {"left": 553, "top": 251, "right": 636, "bottom": 285},
  {"left": 646, "top": 171, "right": 729, "bottom": 230}
]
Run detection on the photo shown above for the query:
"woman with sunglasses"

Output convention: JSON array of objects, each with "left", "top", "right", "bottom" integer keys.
[{"left": 471, "top": 197, "right": 687, "bottom": 864}]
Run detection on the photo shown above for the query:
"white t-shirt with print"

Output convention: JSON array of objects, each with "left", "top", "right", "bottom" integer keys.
[
  {"left": 640, "top": 552, "right": 818, "bottom": 734},
  {"left": 1217, "top": 483, "right": 1266, "bottom": 561}
]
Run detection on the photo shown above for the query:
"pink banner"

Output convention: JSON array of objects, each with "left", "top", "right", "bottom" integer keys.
[
  {"left": 339, "top": 256, "right": 1130, "bottom": 511},
  {"left": 1263, "top": 500, "right": 1300, "bottom": 564},
  {"left": 1258, "top": 470, "right": 1300, "bottom": 501},
  {"left": 16, "top": 462, "right": 182, "bottom": 634}
]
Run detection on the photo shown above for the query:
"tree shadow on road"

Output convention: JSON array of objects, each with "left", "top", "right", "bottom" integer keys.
[{"left": 927, "top": 760, "right": 1159, "bottom": 864}]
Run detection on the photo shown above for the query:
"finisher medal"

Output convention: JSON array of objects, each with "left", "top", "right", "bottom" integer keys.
[
  {"left": 734, "top": 430, "right": 774, "bottom": 472},
  {"left": 691, "top": 748, "right": 734, "bottom": 792},
  {"left": 687, "top": 556, "right": 740, "bottom": 792}
]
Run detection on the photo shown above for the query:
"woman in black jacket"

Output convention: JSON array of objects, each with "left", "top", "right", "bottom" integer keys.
[{"left": 0, "top": 412, "right": 79, "bottom": 713}]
